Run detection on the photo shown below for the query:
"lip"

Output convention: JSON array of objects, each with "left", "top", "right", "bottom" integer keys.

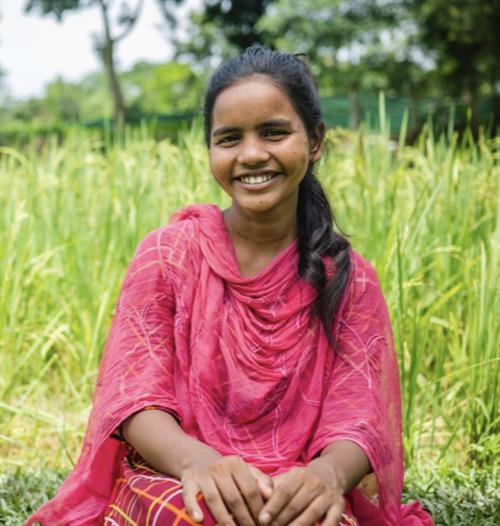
[
  {"left": 234, "top": 169, "right": 281, "bottom": 179},
  {"left": 234, "top": 171, "right": 282, "bottom": 190}
]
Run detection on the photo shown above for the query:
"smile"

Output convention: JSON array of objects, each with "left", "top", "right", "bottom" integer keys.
[{"left": 238, "top": 173, "right": 279, "bottom": 185}]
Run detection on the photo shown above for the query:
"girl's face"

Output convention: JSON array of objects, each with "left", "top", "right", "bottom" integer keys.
[{"left": 209, "top": 75, "right": 323, "bottom": 218}]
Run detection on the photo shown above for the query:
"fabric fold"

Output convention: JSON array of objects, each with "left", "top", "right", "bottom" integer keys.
[{"left": 27, "top": 204, "right": 432, "bottom": 525}]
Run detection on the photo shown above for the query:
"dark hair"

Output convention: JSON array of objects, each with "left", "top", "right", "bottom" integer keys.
[{"left": 203, "top": 46, "right": 351, "bottom": 344}]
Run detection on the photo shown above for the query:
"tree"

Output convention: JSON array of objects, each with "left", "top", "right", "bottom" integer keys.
[
  {"left": 44, "top": 77, "right": 84, "bottom": 121},
  {"left": 25, "top": 0, "right": 184, "bottom": 125},
  {"left": 258, "top": 0, "right": 410, "bottom": 127},
  {"left": 175, "top": 0, "right": 273, "bottom": 66},
  {"left": 122, "top": 61, "right": 205, "bottom": 115},
  {"left": 409, "top": 0, "right": 500, "bottom": 124},
  {"left": 179, "top": 0, "right": 428, "bottom": 128}
]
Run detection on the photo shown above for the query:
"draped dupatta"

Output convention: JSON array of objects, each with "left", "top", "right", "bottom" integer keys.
[{"left": 27, "top": 204, "right": 432, "bottom": 526}]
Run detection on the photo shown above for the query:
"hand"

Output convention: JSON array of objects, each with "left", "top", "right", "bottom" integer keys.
[
  {"left": 258, "top": 459, "right": 345, "bottom": 526},
  {"left": 181, "top": 454, "right": 273, "bottom": 526}
]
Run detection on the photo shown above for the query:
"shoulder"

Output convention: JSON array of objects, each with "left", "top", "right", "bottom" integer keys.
[
  {"left": 349, "top": 250, "right": 380, "bottom": 285},
  {"left": 341, "top": 249, "right": 386, "bottom": 313},
  {"left": 133, "top": 203, "right": 220, "bottom": 274}
]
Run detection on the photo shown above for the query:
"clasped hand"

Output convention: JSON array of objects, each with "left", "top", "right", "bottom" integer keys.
[{"left": 181, "top": 455, "right": 345, "bottom": 526}]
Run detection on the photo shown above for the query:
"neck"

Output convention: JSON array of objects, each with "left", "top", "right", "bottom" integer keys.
[{"left": 223, "top": 201, "right": 297, "bottom": 253}]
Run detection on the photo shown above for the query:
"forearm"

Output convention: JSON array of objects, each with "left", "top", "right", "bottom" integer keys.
[
  {"left": 122, "top": 409, "right": 221, "bottom": 479},
  {"left": 309, "top": 440, "right": 371, "bottom": 494}
]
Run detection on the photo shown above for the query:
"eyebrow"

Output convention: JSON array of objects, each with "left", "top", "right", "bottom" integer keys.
[
  {"left": 212, "top": 126, "right": 239, "bottom": 137},
  {"left": 211, "top": 118, "right": 293, "bottom": 137}
]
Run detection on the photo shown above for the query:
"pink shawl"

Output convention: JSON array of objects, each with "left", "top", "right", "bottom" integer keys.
[{"left": 27, "top": 204, "right": 432, "bottom": 525}]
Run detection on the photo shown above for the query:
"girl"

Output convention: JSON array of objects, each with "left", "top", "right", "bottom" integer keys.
[{"left": 27, "top": 47, "right": 433, "bottom": 526}]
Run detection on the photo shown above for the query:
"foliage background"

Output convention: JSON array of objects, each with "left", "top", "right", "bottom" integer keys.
[
  {"left": 0, "top": 1, "right": 499, "bottom": 524},
  {"left": 2, "top": 0, "right": 499, "bottom": 134}
]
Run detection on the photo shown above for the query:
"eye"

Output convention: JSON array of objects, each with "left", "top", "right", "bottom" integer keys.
[
  {"left": 263, "top": 129, "right": 288, "bottom": 140},
  {"left": 216, "top": 134, "right": 240, "bottom": 146}
]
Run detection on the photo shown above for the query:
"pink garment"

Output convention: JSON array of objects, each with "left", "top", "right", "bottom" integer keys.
[
  {"left": 27, "top": 204, "right": 433, "bottom": 526},
  {"left": 103, "top": 452, "right": 360, "bottom": 526}
]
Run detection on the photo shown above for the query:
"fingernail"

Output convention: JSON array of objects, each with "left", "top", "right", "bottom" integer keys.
[
  {"left": 259, "top": 512, "right": 270, "bottom": 524},
  {"left": 192, "top": 511, "right": 202, "bottom": 522}
]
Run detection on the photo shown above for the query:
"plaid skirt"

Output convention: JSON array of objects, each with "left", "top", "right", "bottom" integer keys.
[{"left": 103, "top": 453, "right": 359, "bottom": 526}]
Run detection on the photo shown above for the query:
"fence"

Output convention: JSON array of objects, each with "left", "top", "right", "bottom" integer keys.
[
  {"left": 1, "top": 95, "right": 494, "bottom": 146},
  {"left": 116, "top": 95, "right": 494, "bottom": 138},
  {"left": 321, "top": 94, "right": 493, "bottom": 134}
]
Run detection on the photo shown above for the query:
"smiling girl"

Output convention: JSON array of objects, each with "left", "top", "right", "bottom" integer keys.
[{"left": 27, "top": 47, "right": 433, "bottom": 526}]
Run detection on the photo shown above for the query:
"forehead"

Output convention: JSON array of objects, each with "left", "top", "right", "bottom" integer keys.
[{"left": 211, "top": 75, "right": 302, "bottom": 127}]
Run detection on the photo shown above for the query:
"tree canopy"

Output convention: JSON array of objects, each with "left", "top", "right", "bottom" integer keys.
[
  {"left": 6, "top": 0, "right": 499, "bottom": 129},
  {"left": 24, "top": 0, "right": 184, "bottom": 124}
]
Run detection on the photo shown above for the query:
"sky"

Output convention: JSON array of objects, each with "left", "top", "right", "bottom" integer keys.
[{"left": 0, "top": 0, "right": 200, "bottom": 99}]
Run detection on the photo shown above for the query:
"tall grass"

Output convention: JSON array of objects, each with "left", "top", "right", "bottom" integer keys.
[{"left": 0, "top": 119, "right": 498, "bottom": 479}]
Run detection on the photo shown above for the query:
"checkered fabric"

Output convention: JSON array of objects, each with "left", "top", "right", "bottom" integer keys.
[{"left": 104, "top": 455, "right": 359, "bottom": 526}]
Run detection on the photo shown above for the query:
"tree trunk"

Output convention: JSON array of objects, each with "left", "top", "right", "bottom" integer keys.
[
  {"left": 97, "top": 0, "right": 126, "bottom": 127},
  {"left": 101, "top": 40, "right": 126, "bottom": 126}
]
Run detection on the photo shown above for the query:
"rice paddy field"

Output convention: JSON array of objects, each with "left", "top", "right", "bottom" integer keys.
[{"left": 0, "top": 117, "right": 499, "bottom": 524}]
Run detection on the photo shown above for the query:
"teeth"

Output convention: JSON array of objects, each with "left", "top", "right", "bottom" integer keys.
[{"left": 239, "top": 173, "right": 275, "bottom": 184}]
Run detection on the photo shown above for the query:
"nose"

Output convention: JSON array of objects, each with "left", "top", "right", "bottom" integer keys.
[{"left": 237, "top": 135, "right": 270, "bottom": 166}]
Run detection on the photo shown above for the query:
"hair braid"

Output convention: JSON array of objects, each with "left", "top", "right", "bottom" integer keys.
[{"left": 204, "top": 46, "right": 351, "bottom": 344}]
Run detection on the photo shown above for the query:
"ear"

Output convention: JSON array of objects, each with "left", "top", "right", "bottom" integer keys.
[{"left": 310, "top": 122, "right": 326, "bottom": 163}]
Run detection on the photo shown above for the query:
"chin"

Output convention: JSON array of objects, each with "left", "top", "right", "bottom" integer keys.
[{"left": 236, "top": 197, "right": 278, "bottom": 215}]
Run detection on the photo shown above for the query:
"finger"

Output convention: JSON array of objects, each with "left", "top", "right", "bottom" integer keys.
[
  {"left": 198, "top": 477, "right": 235, "bottom": 526},
  {"left": 182, "top": 479, "right": 204, "bottom": 523},
  {"left": 248, "top": 465, "right": 273, "bottom": 500},
  {"left": 321, "top": 502, "right": 345, "bottom": 526},
  {"left": 287, "top": 495, "right": 334, "bottom": 526},
  {"left": 272, "top": 485, "right": 325, "bottom": 526},
  {"left": 233, "top": 466, "right": 265, "bottom": 522},
  {"left": 271, "top": 471, "right": 286, "bottom": 486},
  {"left": 216, "top": 472, "right": 257, "bottom": 526},
  {"left": 259, "top": 473, "right": 302, "bottom": 525}
]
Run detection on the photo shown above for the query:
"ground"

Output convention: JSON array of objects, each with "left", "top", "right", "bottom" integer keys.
[{"left": 1, "top": 468, "right": 497, "bottom": 526}]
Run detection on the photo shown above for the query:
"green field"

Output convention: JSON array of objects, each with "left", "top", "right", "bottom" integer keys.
[{"left": 0, "top": 118, "right": 498, "bottom": 524}]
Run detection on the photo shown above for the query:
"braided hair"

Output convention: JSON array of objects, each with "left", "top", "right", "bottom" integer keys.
[{"left": 203, "top": 46, "right": 351, "bottom": 344}]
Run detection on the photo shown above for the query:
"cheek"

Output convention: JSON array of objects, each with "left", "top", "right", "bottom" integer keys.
[
  {"left": 209, "top": 151, "right": 227, "bottom": 180},
  {"left": 276, "top": 138, "right": 310, "bottom": 168},
  {"left": 279, "top": 149, "right": 310, "bottom": 174}
]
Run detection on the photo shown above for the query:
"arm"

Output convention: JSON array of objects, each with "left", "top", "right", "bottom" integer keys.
[
  {"left": 273, "top": 257, "right": 402, "bottom": 525},
  {"left": 122, "top": 409, "right": 221, "bottom": 479},
  {"left": 111, "top": 229, "right": 274, "bottom": 525},
  {"left": 259, "top": 258, "right": 392, "bottom": 526},
  {"left": 310, "top": 439, "right": 371, "bottom": 494},
  {"left": 123, "top": 409, "right": 272, "bottom": 526}
]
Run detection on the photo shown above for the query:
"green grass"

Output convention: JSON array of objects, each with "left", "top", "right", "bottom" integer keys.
[
  {"left": 403, "top": 467, "right": 499, "bottom": 525},
  {"left": 0, "top": 118, "right": 498, "bottom": 522},
  {"left": 0, "top": 468, "right": 65, "bottom": 525}
]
